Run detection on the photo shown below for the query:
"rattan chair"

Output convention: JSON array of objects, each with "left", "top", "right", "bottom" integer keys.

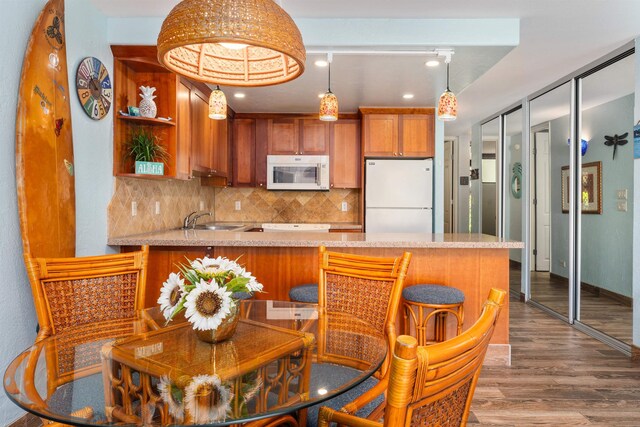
[
  {"left": 23, "top": 246, "right": 149, "bottom": 426},
  {"left": 317, "top": 288, "right": 507, "bottom": 427},
  {"left": 295, "top": 246, "right": 411, "bottom": 425}
]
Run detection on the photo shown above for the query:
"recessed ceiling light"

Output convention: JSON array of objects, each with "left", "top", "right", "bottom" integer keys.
[
  {"left": 234, "top": 93, "right": 246, "bottom": 99},
  {"left": 403, "top": 93, "right": 415, "bottom": 99},
  {"left": 425, "top": 60, "right": 440, "bottom": 67},
  {"left": 315, "top": 59, "right": 328, "bottom": 67}
]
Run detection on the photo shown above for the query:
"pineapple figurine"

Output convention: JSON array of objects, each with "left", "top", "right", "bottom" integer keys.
[{"left": 138, "top": 86, "right": 157, "bottom": 118}]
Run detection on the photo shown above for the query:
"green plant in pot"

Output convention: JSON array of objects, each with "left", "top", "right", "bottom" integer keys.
[{"left": 128, "top": 127, "right": 169, "bottom": 175}]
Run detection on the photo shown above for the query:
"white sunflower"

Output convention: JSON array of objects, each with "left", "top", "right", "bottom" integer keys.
[
  {"left": 157, "top": 272, "right": 185, "bottom": 320},
  {"left": 240, "top": 269, "right": 263, "bottom": 293},
  {"left": 184, "top": 279, "right": 233, "bottom": 331},
  {"left": 158, "top": 375, "right": 185, "bottom": 421},
  {"left": 184, "top": 374, "right": 232, "bottom": 423}
]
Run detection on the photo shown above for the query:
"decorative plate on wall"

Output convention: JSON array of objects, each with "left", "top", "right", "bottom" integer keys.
[{"left": 75, "top": 56, "right": 112, "bottom": 120}]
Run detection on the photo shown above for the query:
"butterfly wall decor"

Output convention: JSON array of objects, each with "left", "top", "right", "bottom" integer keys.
[{"left": 604, "top": 133, "right": 628, "bottom": 160}]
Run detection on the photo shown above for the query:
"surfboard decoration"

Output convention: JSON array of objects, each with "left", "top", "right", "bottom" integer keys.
[{"left": 16, "top": 0, "right": 76, "bottom": 258}]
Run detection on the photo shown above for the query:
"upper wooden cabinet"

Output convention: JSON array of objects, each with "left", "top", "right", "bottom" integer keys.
[
  {"left": 267, "top": 119, "right": 300, "bottom": 154},
  {"left": 330, "top": 120, "right": 361, "bottom": 189},
  {"left": 112, "top": 46, "right": 229, "bottom": 185},
  {"left": 267, "top": 118, "right": 330, "bottom": 155},
  {"left": 188, "top": 83, "right": 230, "bottom": 180},
  {"left": 361, "top": 109, "right": 435, "bottom": 158},
  {"left": 112, "top": 46, "right": 185, "bottom": 179},
  {"left": 300, "top": 119, "right": 330, "bottom": 155},
  {"left": 232, "top": 118, "right": 256, "bottom": 187}
]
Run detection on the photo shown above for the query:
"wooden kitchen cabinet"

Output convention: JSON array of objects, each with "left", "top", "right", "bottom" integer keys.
[
  {"left": 362, "top": 114, "right": 398, "bottom": 156},
  {"left": 112, "top": 46, "right": 228, "bottom": 183},
  {"left": 267, "top": 118, "right": 329, "bottom": 155},
  {"left": 300, "top": 119, "right": 330, "bottom": 155},
  {"left": 112, "top": 46, "right": 186, "bottom": 179},
  {"left": 190, "top": 86, "right": 214, "bottom": 174},
  {"left": 267, "top": 118, "right": 299, "bottom": 154},
  {"left": 189, "top": 83, "right": 230, "bottom": 180},
  {"left": 175, "top": 81, "right": 192, "bottom": 179},
  {"left": 400, "top": 114, "right": 434, "bottom": 157},
  {"left": 361, "top": 109, "right": 435, "bottom": 158},
  {"left": 232, "top": 118, "right": 256, "bottom": 187},
  {"left": 330, "top": 120, "right": 361, "bottom": 188}
]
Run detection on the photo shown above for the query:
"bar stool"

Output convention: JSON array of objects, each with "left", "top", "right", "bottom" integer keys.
[
  {"left": 288, "top": 283, "right": 318, "bottom": 303},
  {"left": 402, "top": 284, "right": 464, "bottom": 345}
]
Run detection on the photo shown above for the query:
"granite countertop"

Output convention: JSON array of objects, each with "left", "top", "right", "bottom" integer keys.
[{"left": 108, "top": 227, "right": 523, "bottom": 249}]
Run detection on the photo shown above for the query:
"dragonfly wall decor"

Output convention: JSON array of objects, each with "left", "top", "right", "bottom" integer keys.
[{"left": 604, "top": 133, "right": 628, "bottom": 160}]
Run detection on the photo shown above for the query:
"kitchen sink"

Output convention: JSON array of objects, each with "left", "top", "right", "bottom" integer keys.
[{"left": 185, "top": 223, "right": 249, "bottom": 231}]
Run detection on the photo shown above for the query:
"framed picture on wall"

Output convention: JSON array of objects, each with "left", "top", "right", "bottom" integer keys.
[{"left": 561, "top": 161, "right": 602, "bottom": 214}]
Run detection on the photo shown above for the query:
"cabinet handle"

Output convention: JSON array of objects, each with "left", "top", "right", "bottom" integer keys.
[
  {"left": 400, "top": 152, "right": 403, "bottom": 156},
  {"left": 393, "top": 152, "right": 397, "bottom": 156}
]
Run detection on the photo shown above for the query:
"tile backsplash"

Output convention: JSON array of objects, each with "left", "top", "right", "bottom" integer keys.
[
  {"left": 215, "top": 187, "right": 359, "bottom": 223},
  {"left": 108, "top": 178, "right": 360, "bottom": 237},
  {"left": 108, "top": 177, "right": 215, "bottom": 237}
]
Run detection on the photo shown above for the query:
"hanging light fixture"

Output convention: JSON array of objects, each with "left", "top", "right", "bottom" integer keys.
[
  {"left": 437, "top": 51, "right": 457, "bottom": 121},
  {"left": 319, "top": 53, "right": 338, "bottom": 121},
  {"left": 209, "top": 86, "right": 227, "bottom": 120},
  {"left": 157, "top": 0, "right": 306, "bottom": 87}
]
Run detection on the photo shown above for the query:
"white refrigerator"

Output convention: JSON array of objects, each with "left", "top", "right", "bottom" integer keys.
[{"left": 365, "top": 158, "right": 433, "bottom": 233}]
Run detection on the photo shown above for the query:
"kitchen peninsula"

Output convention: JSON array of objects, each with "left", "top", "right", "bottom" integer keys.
[{"left": 109, "top": 230, "right": 522, "bottom": 365}]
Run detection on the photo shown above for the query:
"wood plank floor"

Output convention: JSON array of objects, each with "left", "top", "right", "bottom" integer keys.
[
  {"left": 469, "top": 296, "right": 640, "bottom": 426},
  {"left": 512, "top": 268, "right": 633, "bottom": 345}
]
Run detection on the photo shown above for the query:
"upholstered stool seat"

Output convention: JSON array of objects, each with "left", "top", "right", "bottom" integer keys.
[
  {"left": 402, "top": 284, "right": 465, "bottom": 345},
  {"left": 231, "top": 291, "right": 254, "bottom": 300},
  {"left": 288, "top": 283, "right": 318, "bottom": 303}
]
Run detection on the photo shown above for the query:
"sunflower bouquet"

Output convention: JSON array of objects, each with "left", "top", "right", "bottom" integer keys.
[{"left": 157, "top": 256, "right": 263, "bottom": 331}]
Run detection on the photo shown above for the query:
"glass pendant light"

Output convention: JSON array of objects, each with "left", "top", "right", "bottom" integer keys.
[
  {"left": 438, "top": 54, "right": 458, "bottom": 121},
  {"left": 319, "top": 53, "right": 338, "bottom": 122},
  {"left": 209, "top": 85, "right": 227, "bottom": 120}
]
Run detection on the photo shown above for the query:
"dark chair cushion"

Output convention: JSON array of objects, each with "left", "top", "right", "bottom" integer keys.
[
  {"left": 402, "top": 284, "right": 465, "bottom": 305},
  {"left": 288, "top": 284, "right": 318, "bottom": 303},
  {"left": 232, "top": 291, "right": 254, "bottom": 300},
  {"left": 306, "top": 364, "right": 383, "bottom": 426}
]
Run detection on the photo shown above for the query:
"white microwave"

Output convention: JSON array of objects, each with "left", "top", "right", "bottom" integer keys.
[{"left": 267, "top": 155, "right": 330, "bottom": 191}]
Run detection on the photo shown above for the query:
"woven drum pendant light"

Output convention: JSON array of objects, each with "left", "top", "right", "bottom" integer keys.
[
  {"left": 319, "top": 54, "right": 338, "bottom": 121},
  {"left": 157, "top": 0, "right": 306, "bottom": 87},
  {"left": 438, "top": 56, "right": 457, "bottom": 121},
  {"left": 209, "top": 86, "right": 227, "bottom": 119}
]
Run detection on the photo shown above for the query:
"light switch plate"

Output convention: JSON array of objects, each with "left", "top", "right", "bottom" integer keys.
[
  {"left": 616, "top": 189, "right": 627, "bottom": 200},
  {"left": 617, "top": 201, "right": 628, "bottom": 212},
  {"left": 155, "top": 201, "right": 160, "bottom": 215},
  {"left": 235, "top": 201, "right": 241, "bottom": 211},
  {"left": 199, "top": 200, "right": 205, "bottom": 211},
  {"left": 341, "top": 201, "right": 348, "bottom": 212},
  {"left": 131, "top": 201, "right": 137, "bottom": 217}
]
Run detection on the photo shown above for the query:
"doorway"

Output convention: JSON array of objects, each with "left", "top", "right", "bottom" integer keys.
[
  {"left": 444, "top": 139, "right": 454, "bottom": 233},
  {"left": 531, "top": 125, "right": 551, "bottom": 271}
]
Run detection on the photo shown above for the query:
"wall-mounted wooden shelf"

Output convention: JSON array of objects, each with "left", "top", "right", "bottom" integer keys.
[{"left": 117, "top": 116, "right": 176, "bottom": 126}]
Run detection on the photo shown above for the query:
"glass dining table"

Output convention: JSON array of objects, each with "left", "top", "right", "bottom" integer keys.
[{"left": 4, "top": 300, "right": 387, "bottom": 426}]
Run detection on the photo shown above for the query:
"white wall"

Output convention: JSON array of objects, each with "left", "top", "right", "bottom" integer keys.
[
  {"left": 0, "top": 3, "right": 44, "bottom": 423},
  {"left": 66, "top": 0, "right": 115, "bottom": 256},
  {"left": 0, "top": 1, "right": 113, "bottom": 423}
]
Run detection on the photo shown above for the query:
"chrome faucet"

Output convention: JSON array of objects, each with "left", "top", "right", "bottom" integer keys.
[{"left": 183, "top": 211, "right": 212, "bottom": 229}]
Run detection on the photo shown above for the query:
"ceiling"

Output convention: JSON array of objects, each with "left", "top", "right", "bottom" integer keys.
[{"left": 92, "top": 1, "right": 640, "bottom": 137}]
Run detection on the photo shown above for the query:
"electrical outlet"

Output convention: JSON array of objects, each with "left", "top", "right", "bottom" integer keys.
[
  {"left": 235, "top": 201, "right": 241, "bottom": 211},
  {"left": 561, "top": 260, "right": 567, "bottom": 268},
  {"left": 131, "top": 201, "right": 137, "bottom": 217},
  {"left": 341, "top": 201, "right": 348, "bottom": 212},
  {"left": 199, "top": 200, "right": 205, "bottom": 211},
  {"left": 616, "top": 189, "right": 627, "bottom": 200},
  {"left": 617, "top": 201, "right": 628, "bottom": 212},
  {"left": 155, "top": 201, "right": 160, "bottom": 215}
]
